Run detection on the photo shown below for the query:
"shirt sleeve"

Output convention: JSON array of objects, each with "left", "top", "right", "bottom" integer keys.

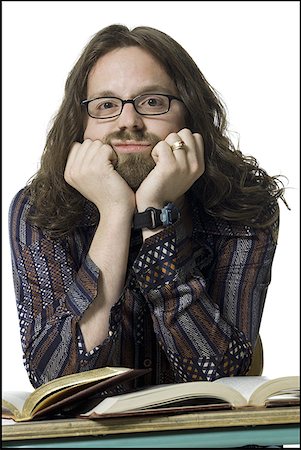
[
  {"left": 8, "top": 191, "right": 122, "bottom": 388},
  {"left": 132, "top": 215, "right": 278, "bottom": 382}
]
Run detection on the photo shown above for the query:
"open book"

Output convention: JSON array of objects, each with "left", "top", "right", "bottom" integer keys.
[
  {"left": 80, "top": 375, "right": 300, "bottom": 419},
  {"left": 2, "top": 366, "right": 150, "bottom": 422}
]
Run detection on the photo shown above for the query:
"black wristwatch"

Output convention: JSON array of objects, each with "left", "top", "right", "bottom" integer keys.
[{"left": 132, "top": 203, "right": 180, "bottom": 230}]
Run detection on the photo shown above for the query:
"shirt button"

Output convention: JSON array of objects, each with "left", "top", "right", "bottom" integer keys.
[{"left": 143, "top": 358, "right": 152, "bottom": 368}]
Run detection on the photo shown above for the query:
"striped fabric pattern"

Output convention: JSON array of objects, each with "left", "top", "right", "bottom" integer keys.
[{"left": 9, "top": 189, "right": 278, "bottom": 388}]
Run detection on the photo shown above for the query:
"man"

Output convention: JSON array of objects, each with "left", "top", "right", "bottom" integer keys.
[{"left": 9, "top": 25, "right": 285, "bottom": 389}]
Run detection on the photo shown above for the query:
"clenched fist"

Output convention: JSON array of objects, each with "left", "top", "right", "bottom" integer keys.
[
  {"left": 136, "top": 128, "right": 205, "bottom": 211},
  {"left": 64, "top": 139, "right": 136, "bottom": 216}
]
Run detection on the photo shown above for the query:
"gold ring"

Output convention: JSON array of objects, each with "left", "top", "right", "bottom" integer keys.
[{"left": 171, "top": 140, "right": 186, "bottom": 151}]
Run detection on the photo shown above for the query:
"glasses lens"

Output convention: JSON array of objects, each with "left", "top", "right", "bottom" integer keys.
[
  {"left": 135, "top": 94, "right": 169, "bottom": 115},
  {"left": 88, "top": 98, "right": 122, "bottom": 118}
]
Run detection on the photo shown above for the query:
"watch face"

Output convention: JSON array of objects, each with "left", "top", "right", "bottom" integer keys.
[
  {"left": 160, "top": 209, "right": 168, "bottom": 226},
  {"left": 161, "top": 203, "right": 180, "bottom": 227}
]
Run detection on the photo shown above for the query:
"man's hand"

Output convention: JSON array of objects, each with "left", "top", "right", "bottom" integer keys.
[
  {"left": 64, "top": 139, "right": 135, "bottom": 215},
  {"left": 135, "top": 128, "right": 205, "bottom": 211}
]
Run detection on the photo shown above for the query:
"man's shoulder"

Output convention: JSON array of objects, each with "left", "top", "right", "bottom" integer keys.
[
  {"left": 9, "top": 187, "right": 31, "bottom": 217},
  {"left": 192, "top": 203, "right": 256, "bottom": 238},
  {"left": 8, "top": 187, "right": 44, "bottom": 247},
  {"left": 191, "top": 198, "right": 279, "bottom": 239}
]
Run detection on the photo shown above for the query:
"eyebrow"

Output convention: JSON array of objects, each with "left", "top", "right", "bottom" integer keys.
[{"left": 88, "top": 85, "right": 176, "bottom": 100}]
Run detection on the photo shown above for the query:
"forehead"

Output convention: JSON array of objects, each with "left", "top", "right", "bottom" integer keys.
[{"left": 87, "top": 46, "right": 177, "bottom": 98}]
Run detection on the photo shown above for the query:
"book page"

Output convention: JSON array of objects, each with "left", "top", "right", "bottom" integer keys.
[
  {"left": 81, "top": 380, "right": 248, "bottom": 415},
  {"left": 2, "top": 418, "right": 18, "bottom": 425},
  {"left": 214, "top": 377, "right": 270, "bottom": 403},
  {"left": 249, "top": 376, "right": 300, "bottom": 406},
  {"left": 2, "top": 391, "right": 33, "bottom": 413},
  {"left": 25, "top": 366, "right": 131, "bottom": 415}
]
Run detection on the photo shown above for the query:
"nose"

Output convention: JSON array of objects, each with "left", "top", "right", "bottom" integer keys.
[{"left": 117, "top": 102, "right": 144, "bottom": 130}]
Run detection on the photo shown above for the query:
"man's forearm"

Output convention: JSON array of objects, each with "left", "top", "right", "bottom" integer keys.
[{"left": 79, "top": 211, "right": 133, "bottom": 352}]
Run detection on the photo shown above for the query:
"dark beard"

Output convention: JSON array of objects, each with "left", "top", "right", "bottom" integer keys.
[
  {"left": 103, "top": 130, "right": 160, "bottom": 191},
  {"left": 115, "top": 152, "right": 156, "bottom": 191}
]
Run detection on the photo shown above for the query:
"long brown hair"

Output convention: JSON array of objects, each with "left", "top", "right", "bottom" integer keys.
[{"left": 25, "top": 24, "right": 287, "bottom": 237}]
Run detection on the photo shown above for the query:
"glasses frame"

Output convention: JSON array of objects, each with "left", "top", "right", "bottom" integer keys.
[{"left": 81, "top": 93, "right": 184, "bottom": 119}]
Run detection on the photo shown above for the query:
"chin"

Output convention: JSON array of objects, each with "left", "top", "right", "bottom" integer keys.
[{"left": 115, "top": 152, "right": 155, "bottom": 191}]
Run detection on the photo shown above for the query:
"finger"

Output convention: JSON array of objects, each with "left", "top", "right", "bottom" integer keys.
[
  {"left": 66, "top": 141, "right": 82, "bottom": 167},
  {"left": 192, "top": 133, "right": 205, "bottom": 175},
  {"left": 176, "top": 128, "right": 194, "bottom": 154},
  {"left": 100, "top": 143, "right": 118, "bottom": 167},
  {"left": 151, "top": 140, "right": 174, "bottom": 164},
  {"left": 177, "top": 129, "right": 204, "bottom": 176},
  {"left": 64, "top": 142, "right": 85, "bottom": 184},
  {"left": 77, "top": 141, "right": 117, "bottom": 173},
  {"left": 164, "top": 132, "right": 188, "bottom": 163},
  {"left": 76, "top": 140, "right": 114, "bottom": 166},
  {"left": 67, "top": 139, "right": 96, "bottom": 169},
  {"left": 66, "top": 140, "right": 103, "bottom": 178}
]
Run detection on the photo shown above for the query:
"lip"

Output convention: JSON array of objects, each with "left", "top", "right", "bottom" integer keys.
[{"left": 112, "top": 141, "right": 152, "bottom": 154}]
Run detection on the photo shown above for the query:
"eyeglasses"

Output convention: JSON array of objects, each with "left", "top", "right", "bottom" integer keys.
[{"left": 81, "top": 93, "right": 184, "bottom": 119}]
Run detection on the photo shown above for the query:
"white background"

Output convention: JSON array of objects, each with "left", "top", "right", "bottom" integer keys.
[{"left": 2, "top": 1, "right": 300, "bottom": 395}]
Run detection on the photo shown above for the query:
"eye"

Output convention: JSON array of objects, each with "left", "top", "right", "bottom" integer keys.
[
  {"left": 148, "top": 97, "right": 161, "bottom": 107},
  {"left": 141, "top": 96, "right": 164, "bottom": 107},
  {"left": 136, "top": 95, "right": 169, "bottom": 113},
  {"left": 95, "top": 100, "right": 118, "bottom": 111}
]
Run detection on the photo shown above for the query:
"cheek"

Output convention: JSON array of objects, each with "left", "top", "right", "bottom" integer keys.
[
  {"left": 175, "top": 114, "right": 186, "bottom": 130},
  {"left": 148, "top": 109, "right": 186, "bottom": 138},
  {"left": 163, "top": 115, "right": 186, "bottom": 135},
  {"left": 83, "top": 119, "right": 108, "bottom": 140},
  {"left": 165, "top": 107, "right": 186, "bottom": 134},
  {"left": 175, "top": 107, "right": 187, "bottom": 129}
]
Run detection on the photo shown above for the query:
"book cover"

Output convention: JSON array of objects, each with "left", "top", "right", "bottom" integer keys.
[{"left": 2, "top": 366, "right": 150, "bottom": 422}]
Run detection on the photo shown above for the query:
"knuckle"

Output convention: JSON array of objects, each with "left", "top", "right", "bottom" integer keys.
[
  {"left": 193, "top": 133, "right": 204, "bottom": 146},
  {"left": 154, "top": 141, "right": 169, "bottom": 152},
  {"left": 83, "top": 138, "right": 93, "bottom": 148},
  {"left": 101, "top": 143, "right": 112, "bottom": 152},
  {"left": 65, "top": 168, "right": 76, "bottom": 183},
  {"left": 91, "top": 139, "right": 102, "bottom": 147},
  {"left": 64, "top": 170, "right": 73, "bottom": 185},
  {"left": 178, "top": 128, "right": 191, "bottom": 140},
  {"left": 165, "top": 132, "right": 181, "bottom": 143},
  {"left": 190, "top": 162, "right": 199, "bottom": 173}
]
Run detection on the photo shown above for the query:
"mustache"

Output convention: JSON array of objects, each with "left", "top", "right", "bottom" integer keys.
[{"left": 103, "top": 130, "right": 160, "bottom": 147}]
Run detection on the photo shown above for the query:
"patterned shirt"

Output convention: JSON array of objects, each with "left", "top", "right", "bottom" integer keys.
[{"left": 9, "top": 188, "right": 279, "bottom": 388}]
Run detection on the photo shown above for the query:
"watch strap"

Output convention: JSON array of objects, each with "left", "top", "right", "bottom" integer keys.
[
  {"left": 133, "top": 207, "right": 161, "bottom": 230},
  {"left": 132, "top": 203, "right": 180, "bottom": 230}
]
